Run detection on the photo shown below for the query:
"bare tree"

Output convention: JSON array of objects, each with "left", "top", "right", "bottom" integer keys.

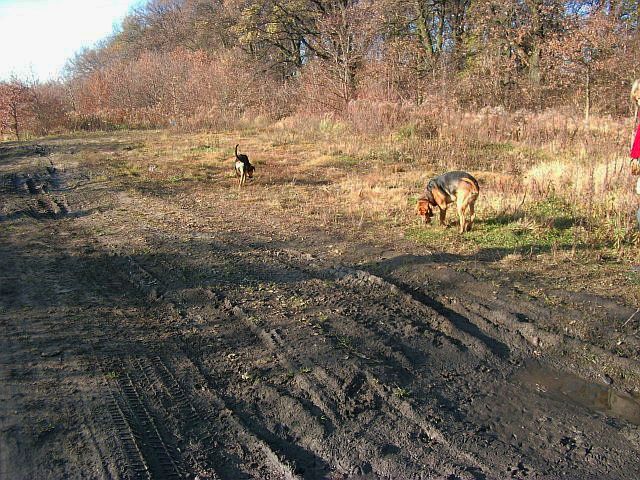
[{"left": 0, "top": 78, "right": 32, "bottom": 140}]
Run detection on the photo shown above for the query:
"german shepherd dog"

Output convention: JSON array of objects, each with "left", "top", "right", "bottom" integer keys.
[
  {"left": 416, "top": 171, "right": 479, "bottom": 233},
  {"left": 234, "top": 144, "right": 255, "bottom": 187}
]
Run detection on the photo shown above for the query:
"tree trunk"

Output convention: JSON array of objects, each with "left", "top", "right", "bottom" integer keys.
[
  {"left": 528, "top": 45, "right": 541, "bottom": 86},
  {"left": 11, "top": 104, "right": 20, "bottom": 141},
  {"left": 584, "top": 66, "right": 591, "bottom": 123},
  {"left": 525, "top": 0, "right": 543, "bottom": 88},
  {"left": 415, "top": 1, "right": 435, "bottom": 61}
]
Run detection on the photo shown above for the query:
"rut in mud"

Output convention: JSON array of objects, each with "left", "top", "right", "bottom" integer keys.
[{"left": 1, "top": 137, "right": 640, "bottom": 480}]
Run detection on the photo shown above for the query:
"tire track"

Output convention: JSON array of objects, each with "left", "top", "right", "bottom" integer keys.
[
  {"left": 57, "top": 191, "right": 640, "bottom": 478},
  {"left": 225, "top": 299, "right": 498, "bottom": 478},
  {"left": 380, "top": 266, "right": 640, "bottom": 390},
  {"left": 276, "top": 249, "right": 513, "bottom": 360},
  {"left": 103, "top": 389, "right": 153, "bottom": 480},
  {"left": 223, "top": 251, "right": 553, "bottom": 478},
  {"left": 133, "top": 355, "right": 222, "bottom": 480},
  {"left": 77, "top": 231, "right": 307, "bottom": 478},
  {"left": 99, "top": 357, "right": 183, "bottom": 479},
  {"left": 1, "top": 161, "right": 74, "bottom": 220},
  {"left": 169, "top": 339, "right": 305, "bottom": 480},
  {"left": 107, "top": 229, "right": 507, "bottom": 477}
]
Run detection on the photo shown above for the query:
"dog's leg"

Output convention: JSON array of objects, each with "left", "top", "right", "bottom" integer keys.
[
  {"left": 439, "top": 207, "right": 447, "bottom": 227},
  {"left": 457, "top": 205, "right": 465, "bottom": 233},
  {"left": 457, "top": 195, "right": 467, "bottom": 233},
  {"left": 432, "top": 188, "right": 449, "bottom": 227},
  {"left": 467, "top": 200, "right": 476, "bottom": 232}
]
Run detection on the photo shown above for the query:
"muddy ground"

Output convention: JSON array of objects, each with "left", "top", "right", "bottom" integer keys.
[{"left": 1, "top": 134, "right": 640, "bottom": 479}]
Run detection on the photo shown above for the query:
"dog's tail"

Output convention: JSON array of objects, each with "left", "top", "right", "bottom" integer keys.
[
  {"left": 235, "top": 144, "right": 240, "bottom": 159},
  {"left": 462, "top": 177, "right": 479, "bottom": 196}
]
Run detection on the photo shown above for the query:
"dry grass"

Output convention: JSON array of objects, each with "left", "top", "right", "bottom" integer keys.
[
  {"left": 23, "top": 107, "right": 639, "bottom": 302},
  {"left": 112, "top": 108, "right": 637, "bottom": 258},
  {"left": 260, "top": 107, "right": 640, "bottom": 258}
]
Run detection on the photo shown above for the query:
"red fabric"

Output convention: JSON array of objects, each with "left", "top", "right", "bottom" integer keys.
[{"left": 632, "top": 123, "right": 640, "bottom": 159}]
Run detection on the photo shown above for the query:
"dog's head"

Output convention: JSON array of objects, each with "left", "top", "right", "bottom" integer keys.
[
  {"left": 247, "top": 164, "right": 255, "bottom": 178},
  {"left": 416, "top": 198, "right": 433, "bottom": 223}
]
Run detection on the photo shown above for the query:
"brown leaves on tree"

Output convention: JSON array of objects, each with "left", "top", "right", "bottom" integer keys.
[{"left": 3, "top": 0, "right": 640, "bottom": 138}]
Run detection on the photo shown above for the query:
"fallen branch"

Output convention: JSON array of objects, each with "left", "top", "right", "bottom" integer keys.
[{"left": 621, "top": 308, "right": 640, "bottom": 329}]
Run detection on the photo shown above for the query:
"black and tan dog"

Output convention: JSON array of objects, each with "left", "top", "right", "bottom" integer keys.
[
  {"left": 234, "top": 144, "right": 255, "bottom": 187},
  {"left": 416, "top": 171, "right": 479, "bottom": 233}
]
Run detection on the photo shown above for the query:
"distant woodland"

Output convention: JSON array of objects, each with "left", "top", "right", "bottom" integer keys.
[{"left": 2, "top": 0, "right": 640, "bottom": 138}]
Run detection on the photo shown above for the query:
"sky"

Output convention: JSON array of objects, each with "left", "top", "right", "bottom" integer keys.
[{"left": 0, "top": 0, "right": 143, "bottom": 82}]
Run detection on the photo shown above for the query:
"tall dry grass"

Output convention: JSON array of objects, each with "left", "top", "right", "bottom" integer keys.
[{"left": 265, "top": 102, "right": 639, "bottom": 256}]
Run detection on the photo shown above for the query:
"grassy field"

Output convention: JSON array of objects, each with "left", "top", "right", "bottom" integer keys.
[
  {"left": 42, "top": 110, "right": 640, "bottom": 292},
  {"left": 6, "top": 108, "right": 640, "bottom": 303},
  {"left": 3, "top": 116, "right": 640, "bottom": 479}
]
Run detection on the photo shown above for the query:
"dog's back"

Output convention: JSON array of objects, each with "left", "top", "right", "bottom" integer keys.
[
  {"left": 235, "top": 144, "right": 249, "bottom": 163},
  {"left": 431, "top": 171, "right": 479, "bottom": 199}
]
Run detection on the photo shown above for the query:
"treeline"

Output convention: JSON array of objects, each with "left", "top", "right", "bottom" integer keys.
[{"left": 2, "top": 0, "right": 640, "bottom": 138}]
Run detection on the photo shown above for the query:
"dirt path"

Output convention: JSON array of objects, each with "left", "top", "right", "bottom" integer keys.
[{"left": 1, "top": 137, "right": 640, "bottom": 479}]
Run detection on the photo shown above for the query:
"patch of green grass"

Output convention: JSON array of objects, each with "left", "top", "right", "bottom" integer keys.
[
  {"left": 168, "top": 174, "right": 187, "bottom": 183},
  {"left": 114, "top": 162, "right": 143, "bottom": 177},
  {"left": 627, "top": 270, "right": 640, "bottom": 286},
  {"left": 407, "top": 196, "right": 421, "bottom": 206},
  {"left": 515, "top": 145, "right": 555, "bottom": 164},
  {"left": 189, "top": 144, "right": 218, "bottom": 153},
  {"left": 407, "top": 224, "right": 459, "bottom": 246},
  {"left": 407, "top": 196, "right": 581, "bottom": 253},
  {"left": 457, "top": 142, "right": 519, "bottom": 170},
  {"left": 396, "top": 123, "right": 419, "bottom": 140},
  {"left": 393, "top": 386, "right": 411, "bottom": 398},
  {"left": 365, "top": 147, "right": 413, "bottom": 164},
  {"left": 476, "top": 142, "right": 515, "bottom": 154},
  {"left": 395, "top": 121, "right": 438, "bottom": 140},
  {"left": 467, "top": 219, "right": 575, "bottom": 251},
  {"left": 333, "top": 153, "right": 360, "bottom": 166},
  {"left": 527, "top": 195, "right": 576, "bottom": 228},
  {"left": 319, "top": 118, "right": 347, "bottom": 135}
]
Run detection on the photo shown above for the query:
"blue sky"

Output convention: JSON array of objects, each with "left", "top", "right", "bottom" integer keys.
[{"left": 0, "top": 0, "right": 143, "bottom": 81}]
